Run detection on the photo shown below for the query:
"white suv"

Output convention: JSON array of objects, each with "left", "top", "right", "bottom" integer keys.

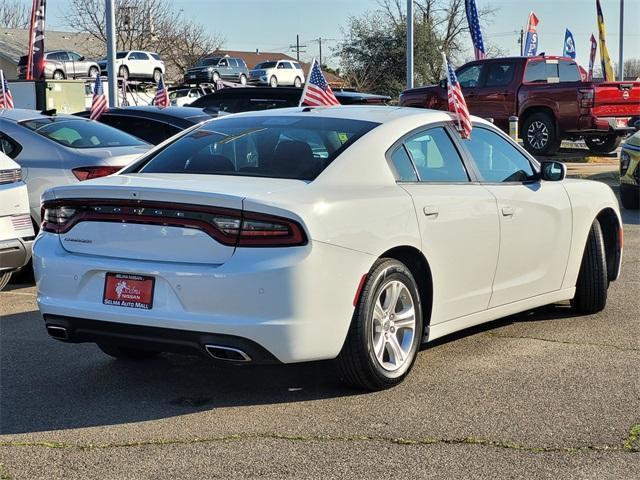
[
  {"left": 0, "top": 152, "right": 34, "bottom": 290},
  {"left": 98, "top": 51, "right": 165, "bottom": 83},
  {"left": 249, "top": 60, "right": 305, "bottom": 88}
]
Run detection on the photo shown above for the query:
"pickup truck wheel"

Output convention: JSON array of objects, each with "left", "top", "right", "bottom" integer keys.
[
  {"left": 153, "top": 69, "right": 162, "bottom": 83},
  {"left": 522, "top": 113, "right": 561, "bottom": 156},
  {"left": 118, "top": 65, "right": 129, "bottom": 80},
  {"left": 52, "top": 70, "right": 65, "bottom": 80},
  {"left": 0, "top": 272, "right": 11, "bottom": 291},
  {"left": 584, "top": 135, "right": 621, "bottom": 154}
]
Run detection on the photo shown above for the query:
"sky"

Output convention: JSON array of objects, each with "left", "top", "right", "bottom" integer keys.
[{"left": 27, "top": 0, "right": 640, "bottom": 69}]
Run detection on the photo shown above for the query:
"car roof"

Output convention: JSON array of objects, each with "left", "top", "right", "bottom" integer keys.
[
  {"left": 0, "top": 108, "right": 85, "bottom": 123},
  {"left": 74, "top": 106, "right": 212, "bottom": 122}
]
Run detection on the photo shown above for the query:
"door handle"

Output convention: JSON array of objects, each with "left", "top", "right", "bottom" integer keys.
[
  {"left": 423, "top": 205, "right": 439, "bottom": 218},
  {"left": 501, "top": 206, "right": 515, "bottom": 217}
]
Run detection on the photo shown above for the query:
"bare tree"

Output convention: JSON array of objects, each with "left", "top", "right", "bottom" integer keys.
[
  {"left": 65, "top": 0, "right": 224, "bottom": 81},
  {"left": 0, "top": 0, "right": 30, "bottom": 28},
  {"left": 624, "top": 58, "right": 640, "bottom": 80}
]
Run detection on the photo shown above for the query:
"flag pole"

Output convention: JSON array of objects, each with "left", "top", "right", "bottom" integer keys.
[
  {"left": 0, "top": 69, "right": 5, "bottom": 108},
  {"left": 298, "top": 58, "right": 315, "bottom": 107},
  {"left": 441, "top": 53, "right": 463, "bottom": 134}
]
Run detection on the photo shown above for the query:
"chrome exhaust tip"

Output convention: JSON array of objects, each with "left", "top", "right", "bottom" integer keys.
[
  {"left": 204, "top": 344, "right": 252, "bottom": 362},
  {"left": 46, "top": 325, "right": 69, "bottom": 341}
]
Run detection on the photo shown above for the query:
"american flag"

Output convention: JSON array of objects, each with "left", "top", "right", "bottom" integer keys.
[
  {"left": 89, "top": 73, "right": 107, "bottom": 121},
  {"left": 0, "top": 73, "right": 14, "bottom": 109},
  {"left": 299, "top": 59, "right": 339, "bottom": 107},
  {"left": 154, "top": 75, "right": 170, "bottom": 108},
  {"left": 465, "top": 0, "right": 486, "bottom": 60},
  {"left": 442, "top": 54, "right": 472, "bottom": 140}
]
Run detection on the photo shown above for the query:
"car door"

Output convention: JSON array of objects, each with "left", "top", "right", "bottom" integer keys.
[
  {"left": 67, "top": 51, "right": 85, "bottom": 78},
  {"left": 455, "top": 63, "right": 484, "bottom": 114},
  {"left": 459, "top": 126, "right": 572, "bottom": 307},
  {"left": 217, "top": 58, "right": 231, "bottom": 80},
  {"left": 472, "top": 61, "right": 517, "bottom": 130},
  {"left": 390, "top": 126, "right": 500, "bottom": 324},
  {"left": 276, "top": 61, "right": 290, "bottom": 84},
  {"left": 55, "top": 51, "right": 75, "bottom": 78}
]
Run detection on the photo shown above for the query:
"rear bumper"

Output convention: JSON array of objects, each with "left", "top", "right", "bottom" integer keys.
[
  {"left": 0, "top": 237, "right": 33, "bottom": 272},
  {"left": 34, "top": 232, "right": 374, "bottom": 363},
  {"left": 575, "top": 115, "right": 636, "bottom": 135},
  {"left": 184, "top": 72, "right": 213, "bottom": 84}
]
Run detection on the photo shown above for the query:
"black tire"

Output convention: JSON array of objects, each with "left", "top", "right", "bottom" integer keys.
[
  {"left": 0, "top": 272, "right": 11, "bottom": 291},
  {"left": 620, "top": 183, "right": 640, "bottom": 210},
  {"left": 97, "top": 343, "right": 160, "bottom": 360},
  {"left": 88, "top": 66, "right": 99, "bottom": 78},
  {"left": 52, "top": 70, "right": 65, "bottom": 80},
  {"left": 294, "top": 76, "right": 302, "bottom": 88},
  {"left": 153, "top": 68, "right": 162, "bottom": 84},
  {"left": 336, "top": 258, "right": 424, "bottom": 391},
  {"left": 585, "top": 135, "right": 622, "bottom": 154},
  {"left": 522, "top": 112, "right": 561, "bottom": 156},
  {"left": 239, "top": 74, "right": 247, "bottom": 85},
  {"left": 571, "top": 220, "right": 608, "bottom": 314},
  {"left": 119, "top": 65, "right": 129, "bottom": 80},
  {"left": 269, "top": 76, "right": 278, "bottom": 88}
]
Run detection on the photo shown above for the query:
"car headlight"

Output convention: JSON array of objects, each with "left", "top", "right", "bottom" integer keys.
[{"left": 620, "top": 150, "right": 631, "bottom": 175}]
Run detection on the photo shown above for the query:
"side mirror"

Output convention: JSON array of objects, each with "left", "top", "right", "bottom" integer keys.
[
  {"left": 540, "top": 161, "right": 566, "bottom": 181},
  {"left": 439, "top": 79, "right": 447, "bottom": 89},
  {"left": 79, "top": 56, "right": 85, "bottom": 61}
]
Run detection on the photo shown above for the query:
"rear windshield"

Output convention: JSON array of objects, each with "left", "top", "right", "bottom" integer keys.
[
  {"left": 135, "top": 115, "right": 379, "bottom": 181},
  {"left": 197, "top": 58, "right": 221, "bottom": 67},
  {"left": 255, "top": 62, "right": 277, "bottom": 69},
  {"left": 20, "top": 118, "right": 147, "bottom": 148},
  {"left": 116, "top": 52, "right": 128, "bottom": 59}
]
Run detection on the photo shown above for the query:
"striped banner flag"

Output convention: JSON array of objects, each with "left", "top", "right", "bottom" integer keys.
[
  {"left": 442, "top": 54, "right": 472, "bottom": 140},
  {"left": 89, "top": 73, "right": 107, "bottom": 120},
  {"left": 465, "top": 0, "right": 486, "bottom": 60},
  {"left": 0, "top": 70, "right": 14, "bottom": 109},
  {"left": 588, "top": 34, "right": 597, "bottom": 81},
  {"left": 596, "top": 0, "right": 615, "bottom": 81}
]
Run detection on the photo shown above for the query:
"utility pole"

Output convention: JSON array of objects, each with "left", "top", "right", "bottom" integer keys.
[
  {"left": 618, "top": 0, "right": 624, "bottom": 80},
  {"left": 105, "top": 0, "right": 117, "bottom": 107},
  {"left": 289, "top": 34, "right": 306, "bottom": 61},
  {"left": 406, "top": 0, "right": 413, "bottom": 89},
  {"left": 318, "top": 37, "right": 322, "bottom": 66},
  {"left": 519, "top": 29, "right": 524, "bottom": 56}
]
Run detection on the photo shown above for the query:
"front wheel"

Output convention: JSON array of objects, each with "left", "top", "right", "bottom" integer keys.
[
  {"left": 571, "top": 220, "right": 608, "bottom": 313},
  {"left": 88, "top": 66, "right": 99, "bottom": 78},
  {"left": 0, "top": 272, "right": 11, "bottom": 291},
  {"left": 98, "top": 343, "right": 160, "bottom": 360},
  {"left": 269, "top": 75, "right": 278, "bottom": 88},
  {"left": 239, "top": 74, "right": 247, "bottom": 85},
  {"left": 52, "top": 70, "right": 65, "bottom": 80},
  {"left": 118, "top": 65, "right": 129, "bottom": 80},
  {"left": 294, "top": 76, "right": 302, "bottom": 88},
  {"left": 585, "top": 135, "right": 622, "bottom": 154},
  {"left": 336, "top": 258, "right": 423, "bottom": 391},
  {"left": 522, "top": 112, "right": 561, "bottom": 156},
  {"left": 212, "top": 71, "right": 220, "bottom": 82}
]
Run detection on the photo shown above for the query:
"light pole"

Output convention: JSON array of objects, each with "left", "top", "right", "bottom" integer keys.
[
  {"left": 406, "top": 0, "right": 413, "bottom": 89},
  {"left": 618, "top": 0, "right": 624, "bottom": 80},
  {"left": 105, "top": 0, "right": 117, "bottom": 107}
]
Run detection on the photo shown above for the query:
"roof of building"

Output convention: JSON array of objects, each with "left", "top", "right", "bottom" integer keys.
[{"left": 0, "top": 28, "right": 104, "bottom": 64}]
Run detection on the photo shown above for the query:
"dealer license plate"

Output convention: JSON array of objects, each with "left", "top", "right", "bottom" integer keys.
[{"left": 103, "top": 273, "right": 155, "bottom": 310}]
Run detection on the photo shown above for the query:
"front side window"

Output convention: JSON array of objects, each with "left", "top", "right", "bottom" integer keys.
[
  {"left": 277, "top": 62, "right": 286, "bottom": 69},
  {"left": 255, "top": 61, "right": 277, "bottom": 69},
  {"left": 456, "top": 65, "right": 483, "bottom": 88},
  {"left": 403, "top": 127, "right": 469, "bottom": 182},
  {"left": 68, "top": 52, "right": 82, "bottom": 61},
  {"left": 485, "top": 62, "right": 515, "bottom": 87},
  {"left": 463, "top": 128, "right": 537, "bottom": 182},
  {"left": 135, "top": 116, "right": 379, "bottom": 181},
  {"left": 20, "top": 118, "right": 147, "bottom": 149},
  {"left": 0, "top": 133, "right": 22, "bottom": 159},
  {"left": 218, "top": 59, "right": 228, "bottom": 66}
]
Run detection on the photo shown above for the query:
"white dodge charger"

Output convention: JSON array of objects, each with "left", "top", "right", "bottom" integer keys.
[{"left": 33, "top": 106, "right": 623, "bottom": 390}]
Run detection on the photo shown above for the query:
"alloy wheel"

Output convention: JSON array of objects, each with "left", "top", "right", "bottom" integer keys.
[
  {"left": 370, "top": 279, "right": 416, "bottom": 372},
  {"left": 526, "top": 121, "right": 549, "bottom": 150}
]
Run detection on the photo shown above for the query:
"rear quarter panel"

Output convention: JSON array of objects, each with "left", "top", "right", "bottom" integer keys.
[{"left": 517, "top": 82, "right": 582, "bottom": 132}]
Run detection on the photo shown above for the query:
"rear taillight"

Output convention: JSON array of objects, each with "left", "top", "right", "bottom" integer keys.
[
  {"left": 0, "top": 168, "right": 22, "bottom": 185},
  {"left": 579, "top": 88, "right": 595, "bottom": 108},
  {"left": 40, "top": 199, "right": 307, "bottom": 247},
  {"left": 72, "top": 166, "right": 121, "bottom": 181}
]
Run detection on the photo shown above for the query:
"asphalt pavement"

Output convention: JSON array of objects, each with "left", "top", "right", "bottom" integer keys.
[{"left": 0, "top": 182, "right": 638, "bottom": 479}]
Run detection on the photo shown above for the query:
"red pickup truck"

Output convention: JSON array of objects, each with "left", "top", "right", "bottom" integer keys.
[{"left": 399, "top": 56, "right": 640, "bottom": 156}]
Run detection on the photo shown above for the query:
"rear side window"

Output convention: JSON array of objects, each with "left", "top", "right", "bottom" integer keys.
[
  {"left": 559, "top": 60, "right": 581, "bottom": 82},
  {"left": 485, "top": 62, "right": 515, "bottom": 87},
  {"left": 389, "top": 146, "right": 418, "bottom": 182},
  {"left": 98, "top": 116, "right": 178, "bottom": 145},
  {"left": 151, "top": 53, "right": 161, "bottom": 60},
  {"left": 0, "top": 133, "right": 23, "bottom": 159},
  {"left": 463, "top": 128, "right": 536, "bottom": 182},
  {"left": 137, "top": 116, "right": 379, "bottom": 181},
  {"left": 403, "top": 127, "right": 469, "bottom": 182}
]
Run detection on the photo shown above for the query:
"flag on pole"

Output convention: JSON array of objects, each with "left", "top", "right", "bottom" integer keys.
[
  {"left": 89, "top": 73, "right": 107, "bottom": 121},
  {"left": 465, "top": 0, "right": 486, "bottom": 60},
  {"left": 523, "top": 12, "right": 539, "bottom": 57},
  {"left": 154, "top": 75, "right": 170, "bottom": 108},
  {"left": 0, "top": 70, "right": 14, "bottom": 109},
  {"left": 588, "top": 33, "right": 597, "bottom": 80},
  {"left": 563, "top": 29, "right": 576, "bottom": 59},
  {"left": 299, "top": 59, "right": 339, "bottom": 107},
  {"left": 120, "top": 78, "right": 129, "bottom": 107},
  {"left": 596, "top": 0, "right": 615, "bottom": 81},
  {"left": 442, "top": 54, "right": 472, "bottom": 140},
  {"left": 28, "top": 0, "right": 47, "bottom": 80}
]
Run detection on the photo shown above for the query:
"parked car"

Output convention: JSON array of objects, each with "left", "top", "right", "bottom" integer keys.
[
  {"left": 619, "top": 130, "right": 640, "bottom": 209},
  {"left": 74, "top": 106, "right": 217, "bottom": 145},
  {"left": 34, "top": 106, "right": 622, "bottom": 391},
  {"left": 17, "top": 51, "right": 100, "bottom": 80},
  {"left": 168, "top": 86, "right": 215, "bottom": 106},
  {"left": 0, "top": 151, "right": 34, "bottom": 290},
  {"left": 183, "top": 56, "right": 249, "bottom": 85},
  {"left": 98, "top": 51, "right": 165, "bottom": 83},
  {"left": 0, "top": 109, "right": 150, "bottom": 224},
  {"left": 399, "top": 56, "right": 640, "bottom": 156},
  {"left": 248, "top": 60, "right": 306, "bottom": 87},
  {"left": 189, "top": 87, "right": 390, "bottom": 113}
]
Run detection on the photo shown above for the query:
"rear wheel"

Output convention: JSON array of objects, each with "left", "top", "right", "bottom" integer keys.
[
  {"left": 522, "top": 112, "right": 561, "bottom": 156},
  {"left": 118, "top": 65, "right": 129, "bottom": 80},
  {"left": 98, "top": 343, "right": 160, "bottom": 360},
  {"left": 239, "top": 74, "right": 247, "bottom": 85},
  {"left": 337, "top": 258, "right": 423, "bottom": 391},
  {"left": 585, "top": 135, "right": 622, "bottom": 154},
  {"left": 571, "top": 220, "right": 608, "bottom": 313},
  {"left": 269, "top": 75, "right": 278, "bottom": 88},
  {"left": 52, "top": 70, "right": 65, "bottom": 80},
  {"left": 294, "top": 76, "right": 302, "bottom": 88},
  {"left": 153, "top": 68, "right": 162, "bottom": 84},
  {"left": 88, "top": 66, "right": 99, "bottom": 78},
  {"left": 620, "top": 183, "right": 639, "bottom": 210},
  {"left": 0, "top": 272, "right": 11, "bottom": 291}
]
